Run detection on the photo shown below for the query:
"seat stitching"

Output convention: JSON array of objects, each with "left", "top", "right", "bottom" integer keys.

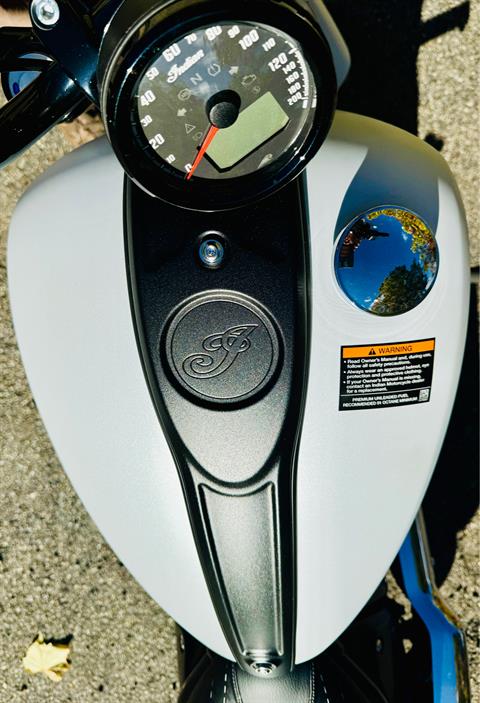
[
  {"left": 223, "top": 662, "right": 229, "bottom": 703},
  {"left": 209, "top": 668, "right": 214, "bottom": 701},
  {"left": 310, "top": 661, "right": 315, "bottom": 703},
  {"left": 232, "top": 663, "right": 244, "bottom": 703},
  {"left": 319, "top": 672, "right": 330, "bottom": 703}
]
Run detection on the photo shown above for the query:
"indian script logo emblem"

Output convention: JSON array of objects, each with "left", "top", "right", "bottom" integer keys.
[{"left": 183, "top": 324, "right": 258, "bottom": 379}]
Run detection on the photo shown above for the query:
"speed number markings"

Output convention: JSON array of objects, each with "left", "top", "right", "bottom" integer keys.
[{"left": 135, "top": 22, "right": 315, "bottom": 180}]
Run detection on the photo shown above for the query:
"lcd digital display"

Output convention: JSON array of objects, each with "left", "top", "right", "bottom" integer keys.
[{"left": 206, "top": 92, "right": 289, "bottom": 170}]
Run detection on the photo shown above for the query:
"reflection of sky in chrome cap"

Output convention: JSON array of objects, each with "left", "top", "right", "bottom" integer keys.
[{"left": 334, "top": 207, "right": 439, "bottom": 316}]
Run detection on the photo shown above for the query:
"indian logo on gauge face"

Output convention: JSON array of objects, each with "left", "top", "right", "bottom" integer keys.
[{"left": 164, "top": 292, "right": 281, "bottom": 404}]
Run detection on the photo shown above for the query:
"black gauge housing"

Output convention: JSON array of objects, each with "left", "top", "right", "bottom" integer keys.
[{"left": 98, "top": 0, "right": 337, "bottom": 211}]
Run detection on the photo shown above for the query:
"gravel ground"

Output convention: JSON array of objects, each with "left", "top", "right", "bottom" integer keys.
[
  {"left": 419, "top": 0, "right": 479, "bottom": 265},
  {"left": 0, "top": 2, "right": 478, "bottom": 701}
]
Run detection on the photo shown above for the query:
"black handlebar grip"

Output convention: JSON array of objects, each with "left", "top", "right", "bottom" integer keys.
[{"left": 0, "top": 60, "right": 90, "bottom": 167}]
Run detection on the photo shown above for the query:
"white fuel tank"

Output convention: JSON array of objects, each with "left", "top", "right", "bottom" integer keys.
[{"left": 7, "top": 111, "right": 469, "bottom": 663}]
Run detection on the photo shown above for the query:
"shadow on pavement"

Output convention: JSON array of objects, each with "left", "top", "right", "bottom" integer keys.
[
  {"left": 423, "top": 285, "right": 479, "bottom": 585},
  {"left": 326, "top": 0, "right": 469, "bottom": 136}
]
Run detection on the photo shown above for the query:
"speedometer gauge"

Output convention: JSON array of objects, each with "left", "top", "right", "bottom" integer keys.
[
  {"left": 98, "top": 0, "right": 337, "bottom": 210},
  {"left": 136, "top": 22, "right": 315, "bottom": 180}
]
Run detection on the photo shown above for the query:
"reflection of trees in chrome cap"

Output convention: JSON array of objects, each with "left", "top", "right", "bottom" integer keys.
[
  {"left": 335, "top": 207, "right": 439, "bottom": 315},
  {"left": 371, "top": 260, "right": 429, "bottom": 315},
  {"left": 368, "top": 208, "right": 438, "bottom": 274},
  {"left": 339, "top": 218, "right": 389, "bottom": 268}
]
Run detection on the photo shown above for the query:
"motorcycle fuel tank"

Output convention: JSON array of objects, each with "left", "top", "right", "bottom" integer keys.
[{"left": 7, "top": 111, "right": 469, "bottom": 663}]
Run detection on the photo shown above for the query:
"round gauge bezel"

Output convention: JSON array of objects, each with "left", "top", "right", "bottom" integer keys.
[{"left": 100, "top": 0, "right": 337, "bottom": 211}]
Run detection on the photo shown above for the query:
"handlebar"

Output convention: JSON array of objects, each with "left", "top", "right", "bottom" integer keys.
[
  {"left": 0, "top": 27, "right": 89, "bottom": 167},
  {"left": 0, "top": 54, "right": 89, "bottom": 166}
]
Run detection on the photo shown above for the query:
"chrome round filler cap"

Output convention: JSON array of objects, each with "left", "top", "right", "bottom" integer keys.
[{"left": 334, "top": 207, "right": 439, "bottom": 316}]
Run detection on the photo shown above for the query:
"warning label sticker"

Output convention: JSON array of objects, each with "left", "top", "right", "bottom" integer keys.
[{"left": 339, "top": 339, "right": 435, "bottom": 411}]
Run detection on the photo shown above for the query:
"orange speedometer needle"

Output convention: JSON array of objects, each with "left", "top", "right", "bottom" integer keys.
[{"left": 186, "top": 124, "right": 219, "bottom": 181}]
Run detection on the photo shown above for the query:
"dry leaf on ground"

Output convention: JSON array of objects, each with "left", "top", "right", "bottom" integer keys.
[{"left": 22, "top": 633, "right": 71, "bottom": 682}]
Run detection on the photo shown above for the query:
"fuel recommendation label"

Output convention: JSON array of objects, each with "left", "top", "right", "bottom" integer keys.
[{"left": 339, "top": 339, "right": 435, "bottom": 411}]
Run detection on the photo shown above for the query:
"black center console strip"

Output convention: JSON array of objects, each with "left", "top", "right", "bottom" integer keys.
[{"left": 125, "top": 175, "right": 311, "bottom": 677}]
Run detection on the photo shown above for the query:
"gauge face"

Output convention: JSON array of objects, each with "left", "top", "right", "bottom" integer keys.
[
  {"left": 134, "top": 22, "right": 316, "bottom": 181},
  {"left": 100, "top": 0, "right": 337, "bottom": 209}
]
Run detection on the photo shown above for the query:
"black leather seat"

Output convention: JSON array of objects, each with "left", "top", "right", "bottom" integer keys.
[{"left": 179, "top": 646, "right": 390, "bottom": 703}]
